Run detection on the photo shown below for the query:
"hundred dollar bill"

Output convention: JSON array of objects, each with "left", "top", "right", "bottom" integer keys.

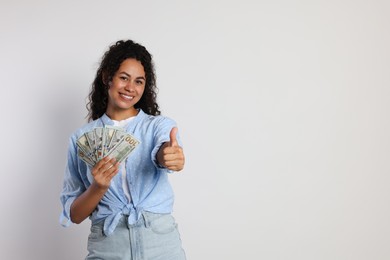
[
  {"left": 76, "top": 126, "right": 140, "bottom": 165},
  {"left": 106, "top": 126, "right": 127, "bottom": 152},
  {"left": 84, "top": 131, "right": 97, "bottom": 162},
  {"left": 77, "top": 134, "right": 96, "bottom": 164},
  {"left": 102, "top": 126, "right": 115, "bottom": 156},
  {"left": 105, "top": 133, "right": 140, "bottom": 162},
  {"left": 77, "top": 134, "right": 92, "bottom": 154},
  {"left": 94, "top": 127, "right": 104, "bottom": 160},
  {"left": 78, "top": 149, "right": 95, "bottom": 167}
]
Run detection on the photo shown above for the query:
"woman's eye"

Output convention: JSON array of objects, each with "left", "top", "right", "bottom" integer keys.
[
  {"left": 120, "top": 76, "right": 128, "bottom": 81},
  {"left": 136, "top": 80, "right": 144, "bottom": 85}
]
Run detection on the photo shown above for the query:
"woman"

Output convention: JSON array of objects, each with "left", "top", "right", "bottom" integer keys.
[{"left": 60, "top": 39, "right": 186, "bottom": 259}]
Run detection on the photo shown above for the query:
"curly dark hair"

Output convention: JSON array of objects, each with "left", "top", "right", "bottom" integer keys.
[{"left": 87, "top": 39, "right": 160, "bottom": 121}]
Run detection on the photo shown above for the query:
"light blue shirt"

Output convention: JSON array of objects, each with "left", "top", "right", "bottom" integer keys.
[{"left": 60, "top": 109, "right": 179, "bottom": 236}]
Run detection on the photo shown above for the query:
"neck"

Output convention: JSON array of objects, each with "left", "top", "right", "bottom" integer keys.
[{"left": 106, "top": 108, "right": 139, "bottom": 121}]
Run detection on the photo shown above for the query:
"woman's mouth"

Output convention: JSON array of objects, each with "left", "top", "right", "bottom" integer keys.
[{"left": 120, "top": 93, "right": 134, "bottom": 100}]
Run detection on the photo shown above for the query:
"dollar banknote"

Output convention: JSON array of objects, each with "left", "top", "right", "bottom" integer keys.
[
  {"left": 76, "top": 126, "right": 140, "bottom": 167},
  {"left": 105, "top": 134, "right": 140, "bottom": 162}
]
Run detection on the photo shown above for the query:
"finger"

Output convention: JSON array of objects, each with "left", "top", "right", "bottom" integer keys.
[
  {"left": 94, "top": 156, "right": 111, "bottom": 170},
  {"left": 163, "top": 146, "right": 182, "bottom": 155},
  {"left": 105, "top": 162, "right": 120, "bottom": 179},
  {"left": 165, "top": 161, "right": 184, "bottom": 171},
  {"left": 92, "top": 157, "right": 109, "bottom": 176},
  {"left": 101, "top": 158, "right": 117, "bottom": 172},
  {"left": 169, "top": 127, "right": 179, "bottom": 147},
  {"left": 163, "top": 151, "right": 184, "bottom": 162}
]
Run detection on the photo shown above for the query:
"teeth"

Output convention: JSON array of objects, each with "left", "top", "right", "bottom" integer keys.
[{"left": 120, "top": 94, "right": 133, "bottom": 100}]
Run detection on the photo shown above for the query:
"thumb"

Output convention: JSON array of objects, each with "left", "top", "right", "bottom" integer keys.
[{"left": 169, "top": 127, "right": 179, "bottom": 147}]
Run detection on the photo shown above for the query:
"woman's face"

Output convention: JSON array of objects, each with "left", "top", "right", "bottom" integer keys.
[{"left": 106, "top": 58, "right": 146, "bottom": 120}]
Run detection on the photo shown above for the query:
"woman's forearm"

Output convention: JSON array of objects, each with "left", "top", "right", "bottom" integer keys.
[
  {"left": 71, "top": 157, "right": 120, "bottom": 224},
  {"left": 70, "top": 183, "right": 108, "bottom": 224}
]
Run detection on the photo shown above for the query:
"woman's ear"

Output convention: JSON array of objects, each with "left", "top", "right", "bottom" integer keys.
[{"left": 102, "top": 71, "right": 110, "bottom": 86}]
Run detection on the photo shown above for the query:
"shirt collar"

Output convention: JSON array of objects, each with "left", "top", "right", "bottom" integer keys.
[{"left": 100, "top": 109, "right": 146, "bottom": 128}]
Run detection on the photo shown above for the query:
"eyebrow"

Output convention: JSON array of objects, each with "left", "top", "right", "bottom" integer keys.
[{"left": 119, "top": 71, "right": 146, "bottom": 81}]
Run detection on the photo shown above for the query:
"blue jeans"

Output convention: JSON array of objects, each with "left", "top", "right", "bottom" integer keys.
[{"left": 86, "top": 212, "right": 186, "bottom": 260}]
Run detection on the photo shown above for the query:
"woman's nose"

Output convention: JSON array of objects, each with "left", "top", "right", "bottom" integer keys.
[{"left": 124, "top": 81, "right": 135, "bottom": 92}]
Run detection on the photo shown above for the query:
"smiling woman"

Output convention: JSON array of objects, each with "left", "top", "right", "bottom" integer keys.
[
  {"left": 106, "top": 59, "right": 146, "bottom": 120},
  {"left": 87, "top": 40, "right": 160, "bottom": 121},
  {"left": 59, "top": 40, "right": 186, "bottom": 260}
]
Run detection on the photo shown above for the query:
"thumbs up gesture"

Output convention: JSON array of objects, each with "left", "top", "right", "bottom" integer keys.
[{"left": 156, "top": 127, "right": 185, "bottom": 171}]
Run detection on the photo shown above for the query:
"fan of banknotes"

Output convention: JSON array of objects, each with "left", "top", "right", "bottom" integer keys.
[{"left": 76, "top": 126, "right": 140, "bottom": 167}]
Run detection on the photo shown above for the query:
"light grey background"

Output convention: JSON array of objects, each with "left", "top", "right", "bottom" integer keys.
[{"left": 1, "top": 1, "right": 389, "bottom": 259}]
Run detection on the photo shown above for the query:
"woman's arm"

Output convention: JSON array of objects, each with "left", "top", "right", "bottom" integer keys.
[{"left": 70, "top": 157, "right": 119, "bottom": 224}]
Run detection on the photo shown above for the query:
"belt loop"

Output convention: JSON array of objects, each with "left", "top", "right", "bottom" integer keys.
[
  {"left": 125, "top": 214, "right": 130, "bottom": 228},
  {"left": 141, "top": 211, "right": 150, "bottom": 228}
]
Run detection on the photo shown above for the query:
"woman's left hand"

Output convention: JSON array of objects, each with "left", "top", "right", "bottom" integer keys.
[{"left": 157, "top": 127, "right": 185, "bottom": 171}]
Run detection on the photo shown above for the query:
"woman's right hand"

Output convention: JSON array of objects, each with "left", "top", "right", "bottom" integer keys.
[
  {"left": 91, "top": 156, "right": 120, "bottom": 190},
  {"left": 70, "top": 157, "right": 120, "bottom": 224}
]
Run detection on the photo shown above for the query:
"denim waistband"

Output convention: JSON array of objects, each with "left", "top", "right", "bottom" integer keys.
[{"left": 100, "top": 211, "right": 170, "bottom": 230}]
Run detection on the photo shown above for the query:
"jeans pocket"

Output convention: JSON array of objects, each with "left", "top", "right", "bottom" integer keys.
[
  {"left": 88, "top": 222, "right": 106, "bottom": 242},
  {"left": 146, "top": 213, "right": 178, "bottom": 235}
]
